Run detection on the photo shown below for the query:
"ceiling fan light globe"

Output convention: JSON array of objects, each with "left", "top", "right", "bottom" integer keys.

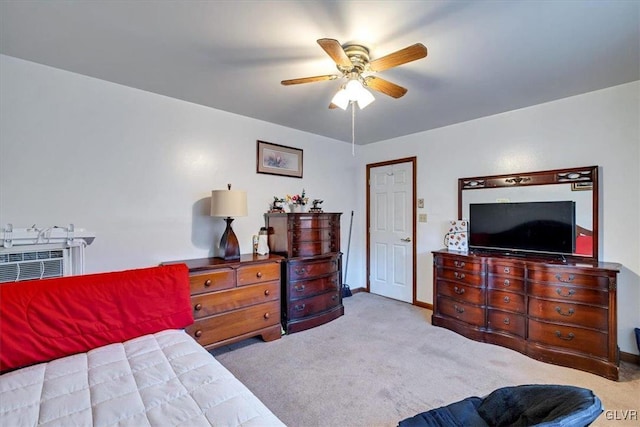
[
  {"left": 331, "top": 88, "right": 350, "bottom": 110},
  {"left": 345, "top": 79, "right": 363, "bottom": 98},
  {"left": 357, "top": 88, "right": 375, "bottom": 109}
]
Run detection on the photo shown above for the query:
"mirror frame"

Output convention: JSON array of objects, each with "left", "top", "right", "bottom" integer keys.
[{"left": 458, "top": 165, "right": 599, "bottom": 262}]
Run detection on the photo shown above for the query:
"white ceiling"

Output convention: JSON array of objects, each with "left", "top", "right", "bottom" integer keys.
[{"left": 1, "top": 1, "right": 638, "bottom": 145}]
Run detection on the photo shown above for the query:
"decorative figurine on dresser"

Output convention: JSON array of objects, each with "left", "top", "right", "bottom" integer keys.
[
  {"left": 265, "top": 212, "right": 343, "bottom": 333},
  {"left": 433, "top": 166, "right": 622, "bottom": 380}
]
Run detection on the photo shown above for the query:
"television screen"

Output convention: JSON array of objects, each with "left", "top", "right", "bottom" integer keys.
[{"left": 469, "top": 201, "right": 576, "bottom": 255}]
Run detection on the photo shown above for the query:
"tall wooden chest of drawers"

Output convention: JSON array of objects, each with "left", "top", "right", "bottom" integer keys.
[
  {"left": 162, "top": 254, "right": 283, "bottom": 350},
  {"left": 432, "top": 250, "right": 621, "bottom": 380},
  {"left": 266, "top": 212, "right": 343, "bottom": 333}
]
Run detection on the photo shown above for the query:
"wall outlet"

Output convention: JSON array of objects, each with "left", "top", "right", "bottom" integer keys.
[
  {"left": 418, "top": 198, "right": 424, "bottom": 208},
  {"left": 419, "top": 213, "right": 428, "bottom": 223}
]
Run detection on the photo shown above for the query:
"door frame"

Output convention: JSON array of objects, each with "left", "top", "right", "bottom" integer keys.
[{"left": 366, "top": 156, "right": 417, "bottom": 304}]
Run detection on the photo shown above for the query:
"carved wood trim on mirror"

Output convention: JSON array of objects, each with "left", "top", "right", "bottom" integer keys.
[{"left": 458, "top": 166, "right": 598, "bottom": 262}]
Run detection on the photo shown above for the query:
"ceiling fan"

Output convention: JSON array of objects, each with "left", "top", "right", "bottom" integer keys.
[{"left": 281, "top": 38, "right": 428, "bottom": 109}]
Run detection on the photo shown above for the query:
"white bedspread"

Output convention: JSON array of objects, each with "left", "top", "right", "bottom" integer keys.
[{"left": 0, "top": 329, "right": 284, "bottom": 426}]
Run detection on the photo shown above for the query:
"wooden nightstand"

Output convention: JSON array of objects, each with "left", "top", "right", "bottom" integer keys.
[{"left": 162, "top": 254, "right": 283, "bottom": 350}]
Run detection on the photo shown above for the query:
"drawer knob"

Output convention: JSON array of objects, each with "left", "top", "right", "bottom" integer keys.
[
  {"left": 294, "top": 304, "right": 306, "bottom": 312},
  {"left": 555, "top": 288, "right": 575, "bottom": 297},
  {"left": 554, "top": 330, "right": 575, "bottom": 341},
  {"left": 194, "top": 330, "right": 202, "bottom": 338},
  {"left": 503, "top": 279, "right": 510, "bottom": 287},
  {"left": 264, "top": 289, "right": 270, "bottom": 296},
  {"left": 331, "top": 294, "right": 337, "bottom": 301},
  {"left": 204, "top": 279, "right": 212, "bottom": 287},
  {"left": 294, "top": 266, "right": 307, "bottom": 275},
  {"left": 503, "top": 317, "right": 510, "bottom": 325},
  {"left": 263, "top": 312, "right": 270, "bottom": 319},
  {"left": 504, "top": 267, "right": 510, "bottom": 274},
  {"left": 454, "top": 271, "right": 466, "bottom": 280},
  {"left": 454, "top": 261, "right": 465, "bottom": 268},
  {"left": 194, "top": 303, "right": 202, "bottom": 311},
  {"left": 454, "top": 305, "right": 465, "bottom": 314},
  {"left": 256, "top": 271, "right": 263, "bottom": 278},
  {"left": 453, "top": 286, "right": 465, "bottom": 295},
  {"left": 555, "top": 273, "right": 575, "bottom": 283},
  {"left": 554, "top": 306, "right": 575, "bottom": 317},
  {"left": 503, "top": 296, "right": 510, "bottom": 303},
  {"left": 294, "top": 284, "right": 306, "bottom": 292}
]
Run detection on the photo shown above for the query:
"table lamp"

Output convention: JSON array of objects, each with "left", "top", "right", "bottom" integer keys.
[{"left": 210, "top": 184, "right": 248, "bottom": 260}]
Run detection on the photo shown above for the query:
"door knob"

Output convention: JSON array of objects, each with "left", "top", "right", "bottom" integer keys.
[{"left": 401, "top": 237, "right": 412, "bottom": 242}]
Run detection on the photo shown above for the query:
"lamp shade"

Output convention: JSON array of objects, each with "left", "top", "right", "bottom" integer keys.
[{"left": 210, "top": 189, "right": 248, "bottom": 217}]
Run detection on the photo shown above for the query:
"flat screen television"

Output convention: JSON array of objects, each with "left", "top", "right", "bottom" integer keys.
[{"left": 469, "top": 201, "right": 576, "bottom": 255}]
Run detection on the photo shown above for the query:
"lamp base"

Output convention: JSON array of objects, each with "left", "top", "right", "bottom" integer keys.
[{"left": 219, "top": 217, "right": 240, "bottom": 260}]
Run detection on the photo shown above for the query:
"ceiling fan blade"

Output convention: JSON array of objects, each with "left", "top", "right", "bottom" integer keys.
[
  {"left": 317, "top": 38, "right": 352, "bottom": 68},
  {"left": 281, "top": 75, "right": 339, "bottom": 86},
  {"left": 369, "top": 43, "right": 428, "bottom": 72},
  {"left": 364, "top": 76, "right": 407, "bottom": 98}
]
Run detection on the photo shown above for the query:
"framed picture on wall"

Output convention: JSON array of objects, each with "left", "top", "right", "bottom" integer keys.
[{"left": 256, "top": 140, "right": 303, "bottom": 178}]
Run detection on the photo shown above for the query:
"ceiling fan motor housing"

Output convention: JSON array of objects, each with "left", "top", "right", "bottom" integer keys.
[{"left": 340, "top": 44, "right": 370, "bottom": 74}]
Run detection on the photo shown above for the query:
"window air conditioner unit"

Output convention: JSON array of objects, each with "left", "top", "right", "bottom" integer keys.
[{"left": 0, "top": 224, "right": 95, "bottom": 283}]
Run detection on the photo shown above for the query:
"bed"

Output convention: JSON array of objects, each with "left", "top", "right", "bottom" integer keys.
[{"left": 0, "top": 264, "right": 284, "bottom": 426}]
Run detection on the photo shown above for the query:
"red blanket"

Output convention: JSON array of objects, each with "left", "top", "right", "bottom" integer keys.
[{"left": 0, "top": 264, "right": 193, "bottom": 373}]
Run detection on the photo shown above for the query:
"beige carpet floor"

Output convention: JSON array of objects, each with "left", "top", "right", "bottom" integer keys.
[{"left": 211, "top": 292, "right": 640, "bottom": 427}]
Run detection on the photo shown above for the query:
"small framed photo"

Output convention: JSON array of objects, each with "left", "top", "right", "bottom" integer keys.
[
  {"left": 256, "top": 140, "right": 303, "bottom": 178},
  {"left": 571, "top": 182, "right": 592, "bottom": 191}
]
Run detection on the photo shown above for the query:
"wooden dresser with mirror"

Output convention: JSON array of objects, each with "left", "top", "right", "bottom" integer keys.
[{"left": 432, "top": 166, "right": 622, "bottom": 380}]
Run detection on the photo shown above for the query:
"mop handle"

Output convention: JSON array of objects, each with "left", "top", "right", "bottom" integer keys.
[{"left": 344, "top": 210, "right": 353, "bottom": 282}]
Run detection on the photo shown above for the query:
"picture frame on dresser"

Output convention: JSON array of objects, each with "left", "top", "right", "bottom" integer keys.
[{"left": 256, "top": 140, "right": 303, "bottom": 178}]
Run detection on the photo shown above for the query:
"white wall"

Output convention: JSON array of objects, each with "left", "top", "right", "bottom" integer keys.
[
  {"left": 359, "top": 81, "right": 640, "bottom": 354},
  {"left": 0, "top": 55, "right": 364, "bottom": 287}
]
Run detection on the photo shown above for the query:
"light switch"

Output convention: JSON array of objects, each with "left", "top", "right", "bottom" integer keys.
[
  {"left": 418, "top": 198, "right": 424, "bottom": 208},
  {"left": 419, "top": 213, "right": 428, "bottom": 223}
]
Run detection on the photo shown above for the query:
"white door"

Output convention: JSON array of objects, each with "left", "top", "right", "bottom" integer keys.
[{"left": 369, "top": 161, "right": 414, "bottom": 303}]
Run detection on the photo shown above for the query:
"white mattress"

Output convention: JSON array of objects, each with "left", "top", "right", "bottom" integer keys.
[{"left": 0, "top": 329, "right": 284, "bottom": 426}]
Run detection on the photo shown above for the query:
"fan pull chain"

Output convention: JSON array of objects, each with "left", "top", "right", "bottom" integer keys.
[{"left": 351, "top": 101, "right": 355, "bottom": 156}]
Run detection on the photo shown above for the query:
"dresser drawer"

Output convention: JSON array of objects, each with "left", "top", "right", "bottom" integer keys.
[
  {"left": 487, "top": 309, "right": 525, "bottom": 337},
  {"left": 292, "top": 241, "right": 337, "bottom": 257},
  {"left": 528, "top": 319, "right": 607, "bottom": 358},
  {"left": 527, "top": 269, "right": 611, "bottom": 289},
  {"left": 191, "top": 281, "right": 280, "bottom": 319},
  {"left": 488, "top": 290, "right": 525, "bottom": 312},
  {"left": 289, "top": 258, "right": 338, "bottom": 280},
  {"left": 290, "top": 273, "right": 339, "bottom": 299},
  {"left": 187, "top": 300, "right": 280, "bottom": 347},
  {"left": 437, "top": 256, "right": 483, "bottom": 273},
  {"left": 237, "top": 262, "right": 280, "bottom": 286},
  {"left": 528, "top": 297, "right": 607, "bottom": 330},
  {"left": 488, "top": 262, "right": 524, "bottom": 278},
  {"left": 527, "top": 282, "right": 608, "bottom": 306},
  {"left": 436, "top": 268, "right": 483, "bottom": 286},
  {"left": 289, "top": 216, "right": 339, "bottom": 230},
  {"left": 288, "top": 291, "right": 340, "bottom": 320},
  {"left": 291, "top": 228, "right": 335, "bottom": 242},
  {"left": 189, "top": 269, "right": 235, "bottom": 294},
  {"left": 436, "top": 280, "right": 484, "bottom": 305},
  {"left": 437, "top": 296, "right": 484, "bottom": 327},
  {"left": 487, "top": 275, "right": 525, "bottom": 292}
]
